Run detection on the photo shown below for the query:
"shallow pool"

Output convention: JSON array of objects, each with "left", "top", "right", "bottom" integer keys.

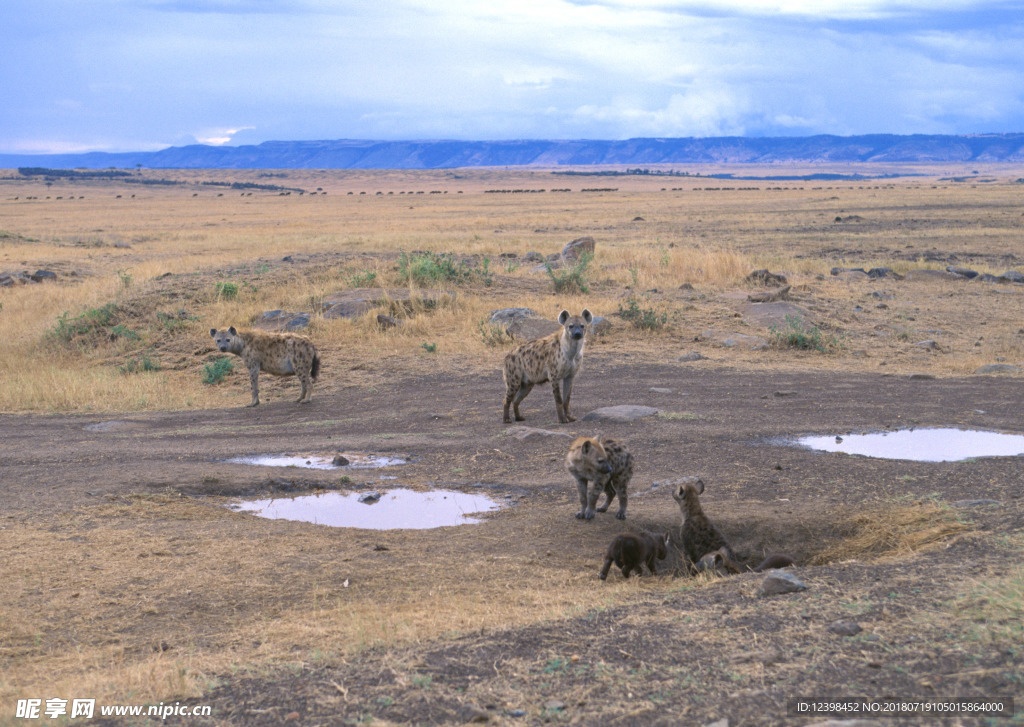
[{"left": 797, "top": 428, "right": 1024, "bottom": 462}]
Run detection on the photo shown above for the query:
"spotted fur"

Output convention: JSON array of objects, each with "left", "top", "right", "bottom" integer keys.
[
  {"left": 502, "top": 309, "right": 593, "bottom": 424},
  {"left": 566, "top": 436, "right": 633, "bottom": 520},
  {"left": 210, "top": 326, "right": 320, "bottom": 407}
]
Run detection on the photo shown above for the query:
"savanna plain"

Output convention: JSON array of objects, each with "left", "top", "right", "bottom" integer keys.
[{"left": 1, "top": 164, "right": 1023, "bottom": 726}]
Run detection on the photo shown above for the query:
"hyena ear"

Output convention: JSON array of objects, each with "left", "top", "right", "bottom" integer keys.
[
  {"left": 696, "top": 478, "right": 705, "bottom": 495},
  {"left": 210, "top": 328, "right": 217, "bottom": 338},
  {"left": 673, "top": 485, "right": 685, "bottom": 501},
  {"left": 581, "top": 440, "right": 591, "bottom": 454},
  {"left": 582, "top": 309, "right": 593, "bottom": 323},
  {"left": 558, "top": 310, "right": 570, "bottom": 325},
  {"left": 228, "top": 326, "right": 237, "bottom": 335}
]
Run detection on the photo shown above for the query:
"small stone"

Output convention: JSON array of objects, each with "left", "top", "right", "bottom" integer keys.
[
  {"left": 507, "top": 709, "right": 527, "bottom": 718},
  {"left": 827, "top": 619, "right": 862, "bottom": 636},
  {"left": 758, "top": 571, "right": 808, "bottom": 597},
  {"left": 649, "top": 387, "right": 673, "bottom": 394},
  {"left": 774, "top": 390, "right": 798, "bottom": 397},
  {"left": 358, "top": 492, "right": 381, "bottom": 504},
  {"left": 677, "top": 351, "right": 705, "bottom": 362},
  {"left": 543, "top": 700, "right": 566, "bottom": 712},
  {"left": 284, "top": 712, "right": 299, "bottom": 721},
  {"left": 332, "top": 455, "right": 350, "bottom": 466}
]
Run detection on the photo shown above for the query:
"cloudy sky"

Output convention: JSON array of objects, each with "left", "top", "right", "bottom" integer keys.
[{"left": 2, "top": 0, "right": 1022, "bottom": 153}]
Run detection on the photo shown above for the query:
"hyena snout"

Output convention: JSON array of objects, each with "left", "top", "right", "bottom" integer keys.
[{"left": 599, "top": 462, "right": 613, "bottom": 474}]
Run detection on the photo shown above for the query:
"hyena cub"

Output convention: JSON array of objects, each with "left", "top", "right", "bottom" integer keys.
[
  {"left": 671, "top": 478, "right": 740, "bottom": 573},
  {"left": 566, "top": 436, "right": 633, "bottom": 520},
  {"left": 600, "top": 531, "right": 669, "bottom": 580},
  {"left": 673, "top": 479, "right": 793, "bottom": 574},
  {"left": 503, "top": 309, "right": 593, "bottom": 424},
  {"left": 210, "top": 326, "right": 320, "bottom": 407}
]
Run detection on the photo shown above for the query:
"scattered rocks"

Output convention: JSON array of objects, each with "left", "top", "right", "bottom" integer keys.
[
  {"left": 1, "top": 270, "right": 55, "bottom": 286},
  {"left": 827, "top": 619, "right": 862, "bottom": 636},
  {"left": 740, "top": 301, "right": 814, "bottom": 329},
  {"left": 503, "top": 426, "right": 573, "bottom": 440},
  {"left": 758, "top": 570, "right": 808, "bottom": 597},
  {"left": 953, "top": 499, "right": 1002, "bottom": 508},
  {"left": 677, "top": 351, "right": 706, "bottom": 362},
  {"left": 867, "top": 267, "right": 901, "bottom": 279},
  {"left": 254, "top": 310, "right": 310, "bottom": 331},
  {"left": 947, "top": 265, "right": 978, "bottom": 279},
  {"left": 30, "top": 269, "right": 58, "bottom": 282},
  {"left": 582, "top": 405, "right": 661, "bottom": 423},
  {"left": 999, "top": 270, "right": 1024, "bottom": 283},
  {"left": 974, "top": 363, "right": 1021, "bottom": 374},
  {"left": 700, "top": 330, "right": 770, "bottom": 351},
  {"left": 903, "top": 268, "right": 960, "bottom": 282}
]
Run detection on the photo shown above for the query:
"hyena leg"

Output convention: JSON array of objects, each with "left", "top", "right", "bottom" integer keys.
[
  {"left": 551, "top": 381, "right": 568, "bottom": 424},
  {"left": 561, "top": 372, "right": 577, "bottom": 422},
  {"left": 595, "top": 482, "right": 616, "bottom": 513},
  {"left": 574, "top": 476, "right": 592, "bottom": 520},
  {"left": 505, "top": 382, "right": 532, "bottom": 422},
  {"left": 247, "top": 365, "right": 261, "bottom": 407},
  {"left": 599, "top": 554, "right": 614, "bottom": 580},
  {"left": 297, "top": 370, "right": 312, "bottom": 403},
  {"left": 614, "top": 483, "right": 628, "bottom": 520}
]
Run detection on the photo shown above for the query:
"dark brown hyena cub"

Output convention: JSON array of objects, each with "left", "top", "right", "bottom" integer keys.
[
  {"left": 566, "top": 436, "right": 633, "bottom": 520},
  {"left": 599, "top": 531, "right": 669, "bottom": 580}
]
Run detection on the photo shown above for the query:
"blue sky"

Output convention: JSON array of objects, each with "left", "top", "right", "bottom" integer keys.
[{"left": 2, "top": 0, "right": 1022, "bottom": 154}]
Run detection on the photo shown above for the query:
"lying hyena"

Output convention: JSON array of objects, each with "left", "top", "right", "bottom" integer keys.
[
  {"left": 210, "top": 326, "right": 320, "bottom": 407},
  {"left": 502, "top": 309, "right": 593, "bottom": 424},
  {"left": 566, "top": 435, "right": 633, "bottom": 520}
]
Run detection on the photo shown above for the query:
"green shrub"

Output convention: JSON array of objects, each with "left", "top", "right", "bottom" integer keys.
[
  {"left": 618, "top": 298, "right": 668, "bottom": 330},
  {"left": 770, "top": 314, "right": 842, "bottom": 353},
  {"left": 202, "top": 357, "right": 234, "bottom": 384},
  {"left": 214, "top": 281, "right": 239, "bottom": 300},
  {"left": 49, "top": 303, "right": 118, "bottom": 343},
  {"left": 545, "top": 253, "right": 592, "bottom": 294},
  {"left": 109, "top": 324, "right": 139, "bottom": 341},
  {"left": 421, "top": 342, "right": 438, "bottom": 353},
  {"left": 398, "top": 251, "right": 476, "bottom": 285},
  {"left": 349, "top": 270, "right": 377, "bottom": 287},
  {"left": 478, "top": 319, "right": 512, "bottom": 347}
]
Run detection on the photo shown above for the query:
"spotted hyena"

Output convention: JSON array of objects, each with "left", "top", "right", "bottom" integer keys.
[
  {"left": 672, "top": 479, "right": 740, "bottom": 573},
  {"left": 566, "top": 435, "right": 633, "bottom": 520},
  {"left": 599, "top": 531, "right": 669, "bottom": 580},
  {"left": 502, "top": 309, "right": 592, "bottom": 424},
  {"left": 209, "top": 326, "right": 320, "bottom": 407}
]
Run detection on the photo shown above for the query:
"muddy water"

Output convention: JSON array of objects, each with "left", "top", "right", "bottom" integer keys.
[
  {"left": 230, "top": 489, "right": 502, "bottom": 529},
  {"left": 797, "top": 428, "right": 1024, "bottom": 462},
  {"left": 225, "top": 453, "right": 406, "bottom": 469}
]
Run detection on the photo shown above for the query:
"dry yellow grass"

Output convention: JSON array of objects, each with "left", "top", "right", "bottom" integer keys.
[{"left": 2, "top": 164, "right": 1023, "bottom": 414}]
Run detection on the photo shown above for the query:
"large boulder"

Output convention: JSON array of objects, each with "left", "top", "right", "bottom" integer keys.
[{"left": 561, "top": 236, "right": 595, "bottom": 264}]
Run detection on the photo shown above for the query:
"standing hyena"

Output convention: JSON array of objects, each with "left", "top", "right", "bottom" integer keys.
[
  {"left": 210, "top": 326, "right": 320, "bottom": 407},
  {"left": 502, "top": 309, "right": 593, "bottom": 424},
  {"left": 565, "top": 436, "right": 633, "bottom": 520}
]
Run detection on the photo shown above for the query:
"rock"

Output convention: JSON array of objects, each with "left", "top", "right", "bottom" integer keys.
[
  {"left": 561, "top": 235, "right": 595, "bottom": 263},
  {"left": 758, "top": 571, "right": 808, "bottom": 597},
  {"left": 953, "top": 499, "right": 1002, "bottom": 508},
  {"left": 977, "top": 273, "right": 1002, "bottom": 283},
  {"left": 323, "top": 300, "right": 376, "bottom": 319},
  {"left": 458, "top": 706, "right": 491, "bottom": 723},
  {"left": 30, "top": 269, "right": 58, "bottom": 282},
  {"left": 746, "top": 269, "right": 787, "bottom": 286},
  {"left": 507, "top": 709, "right": 527, "bottom": 718},
  {"left": 908, "top": 373, "right": 935, "bottom": 380},
  {"left": 254, "top": 311, "right": 310, "bottom": 331},
  {"left": 740, "top": 301, "right": 814, "bottom": 329},
  {"left": 582, "top": 405, "right": 661, "bottom": 423},
  {"left": 747, "top": 285, "right": 790, "bottom": 303},
  {"left": 904, "top": 268, "right": 960, "bottom": 281},
  {"left": 915, "top": 340, "right": 941, "bottom": 351},
  {"left": 503, "top": 426, "right": 573, "bottom": 440},
  {"left": 946, "top": 266, "right": 979, "bottom": 279},
  {"left": 677, "top": 351, "right": 705, "bottom": 362},
  {"left": 700, "top": 329, "right": 770, "bottom": 351},
  {"left": 774, "top": 390, "right": 798, "bottom": 397},
  {"left": 705, "top": 720, "right": 730, "bottom": 727},
  {"left": 490, "top": 307, "right": 539, "bottom": 327},
  {"left": 523, "top": 251, "right": 544, "bottom": 262},
  {"left": 358, "top": 492, "right": 381, "bottom": 504},
  {"left": 332, "top": 455, "right": 350, "bottom": 466},
  {"left": 376, "top": 314, "right": 402, "bottom": 329},
  {"left": 834, "top": 269, "right": 869, "bottom": 280},
  {"left": 0, "top": 271, "right": 33, "bottom": 286},
  {"left": 830, "top": 266, "right": 867, "bottom": 276},
  {"left": 827, "top": 619, "right": 862, "bottom": 636},
  {"left": 870, "top": 290, "right": 895, "bottom": 300},
  {"left": 543, "top": 700, "right": 566, "bottom": 712},
  {"left": 974, "top": 363, "right": 1021, "bottom": 374},
  {"left": 998, "top": 270, "right": 1024, "bottom": 283},
  {"left": 590, "top": 315, "right": 612, "bottom": 336},
  {"left": 649, "top": 387, "right": 673, "bottom": 394},
  {"left": 507, "top": 317, "right": 561, "bottom": 341},
  {"left": 867, "top": 267, "right": 901, "bottom": 279}
]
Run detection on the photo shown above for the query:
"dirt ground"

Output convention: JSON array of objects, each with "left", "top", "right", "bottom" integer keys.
[{"left": 3, "top": 357, "right": 1023, "bottom": 726}]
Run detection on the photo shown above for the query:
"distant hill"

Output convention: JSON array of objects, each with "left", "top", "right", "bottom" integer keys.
[{"left": 3, "top": 134, "right": 1024, "bottom": 169}]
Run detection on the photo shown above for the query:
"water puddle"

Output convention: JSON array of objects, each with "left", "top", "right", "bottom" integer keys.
[
  {"left": 225, "top": 452, "right": 406, "bottom": 470},
  {"left": 797, "top": 428, "right": 1024, "bottom": 462},
  {"left": 230, "top": 489, "right": 502, "bottom": 529}
]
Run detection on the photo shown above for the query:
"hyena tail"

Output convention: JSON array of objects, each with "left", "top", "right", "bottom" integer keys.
[{"left": 311, "top": 352, "right": 321, "bottom": 381}]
